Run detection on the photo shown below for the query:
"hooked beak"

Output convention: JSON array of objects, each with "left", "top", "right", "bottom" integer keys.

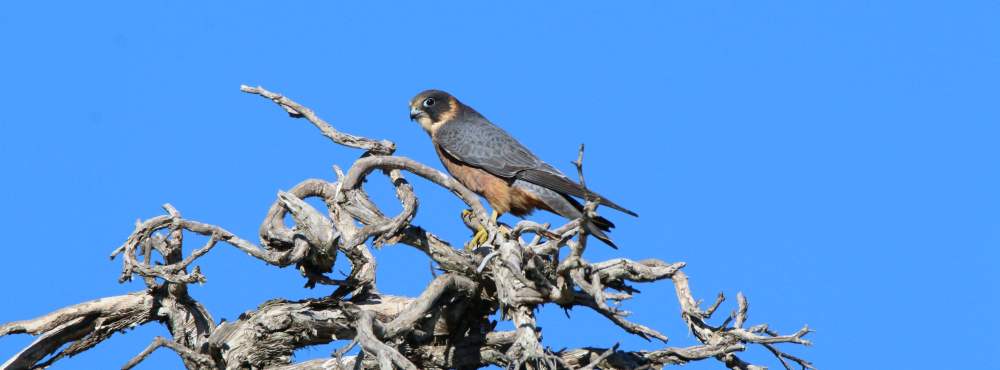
[{"left": 409, "top": 107, "right": 423, "bottom": 121}]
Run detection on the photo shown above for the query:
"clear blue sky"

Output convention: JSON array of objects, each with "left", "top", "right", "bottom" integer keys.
[{"left": 1, "top": 1, "right": 997, "bottom": 369}]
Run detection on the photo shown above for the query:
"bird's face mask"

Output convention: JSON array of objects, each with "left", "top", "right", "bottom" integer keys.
[{"left": 409, "top": 90, "right": 455, "bottom": 134}]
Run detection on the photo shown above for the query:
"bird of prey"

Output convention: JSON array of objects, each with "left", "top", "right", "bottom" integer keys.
[{"left": 408, "top": 90, "right": 637, "bottom": 248}]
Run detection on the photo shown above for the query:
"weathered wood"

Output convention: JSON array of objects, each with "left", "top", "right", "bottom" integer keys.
[{"left": 0, "top": 86, "right": 813, "bottom": 370}]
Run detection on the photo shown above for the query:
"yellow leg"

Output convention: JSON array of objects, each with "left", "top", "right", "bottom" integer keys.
[
  {"left": 465, "top": 210, "right": 500, "bottom": 251},
  {"left": 466, "top": 225, "right": 489, "bottom": 251}
]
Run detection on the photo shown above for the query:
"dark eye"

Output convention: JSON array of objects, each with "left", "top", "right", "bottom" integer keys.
[{"left": 422, "top": 97, "right": 436, "bottom": 108}]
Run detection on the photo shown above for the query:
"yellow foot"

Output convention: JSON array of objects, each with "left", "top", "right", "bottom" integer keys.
[
  {"left": 463, "top": 209, "right": 505, "bottom": 251},
  {"left": 465, "top": 225, "right": 489, "bottom": 251}
]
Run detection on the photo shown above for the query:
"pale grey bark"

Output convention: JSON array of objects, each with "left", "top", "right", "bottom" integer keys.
[{"left": 0, "top": 86, "right": 814, "bottom": 370}]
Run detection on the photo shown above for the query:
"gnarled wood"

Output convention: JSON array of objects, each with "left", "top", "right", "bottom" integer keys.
[{"left": 0, "top": 86, "right": 813, "bottom": 370}]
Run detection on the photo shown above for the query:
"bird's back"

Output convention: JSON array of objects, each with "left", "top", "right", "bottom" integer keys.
[
  {"left": 432, "top": 100, "right": 637, "bottom": 217},
  {"left": 433, "top": 106, "right": 546, "bottom": 178}
]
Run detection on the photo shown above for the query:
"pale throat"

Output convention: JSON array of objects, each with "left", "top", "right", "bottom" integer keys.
[
  {"left": 416, "top": 116, "right": 438, "bottom": 134},
  {"left": 420, "top": 115, "right": 452, "bottom": 136},
  {"left": 416, "top": 99, "right": 456, "bottom": 136}
]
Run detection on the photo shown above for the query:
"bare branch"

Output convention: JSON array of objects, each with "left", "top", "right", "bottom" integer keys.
[
  {"left": 354, "top": 310, "right": 418, "bottom": 370},
  {"left": 382, "top": 274, "right": 478, "bottom": 338},
  {"left": 240, "top": 85, "right": 395, "bottom": 155},
  {"left": 341, "top": 155, "right": 489, "bottom": 223},
  {"left": 121, "top": 336, "right": 216, "bottom": 370},
  {"left": 1, "top": 85, "right": 813, "bottom": 370},
  {"left": 1, "top": 293, "right": 154, "bottom": 369}
]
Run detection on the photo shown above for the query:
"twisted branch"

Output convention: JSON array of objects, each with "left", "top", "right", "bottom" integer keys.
[{"left": 0, "top": 85, "right": 813, "bottom": 370}]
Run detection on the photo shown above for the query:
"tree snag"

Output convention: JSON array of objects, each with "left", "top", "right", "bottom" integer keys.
[{"left": 0, "top": 85, "right": 814, "bottom": 370}]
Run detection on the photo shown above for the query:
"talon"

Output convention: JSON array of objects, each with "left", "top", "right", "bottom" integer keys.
[
  {"left": 464, "top": 210, "right": 504, "bottom": 251},
  {"left": 465, "top": 225, "right": 489, "bottom": 251}
]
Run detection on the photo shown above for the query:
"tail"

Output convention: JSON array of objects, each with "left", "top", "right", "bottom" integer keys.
[
  {"left": 566, "top": 196, "right": 619, "bottom": 249},
  {"left": 585, "top": 214, "right": 618, "bottom": 249},
  {"left": 513, "top": 180, "right": 622, "bottom": 248},
  {"left": 519, "top": 169, "right": 638, "bottom": 217}
]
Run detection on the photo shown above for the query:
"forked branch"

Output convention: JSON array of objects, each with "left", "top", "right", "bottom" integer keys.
[{"left": 0, "top": 85, "right": 813, "bottom": 370}]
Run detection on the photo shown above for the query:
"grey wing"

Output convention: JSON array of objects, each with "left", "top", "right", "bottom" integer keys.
[
  {"left": 434, "top": 116, "right": 542, "bottom": 178},
  {"left": 517, "top": 168, "right": 638, "bottom": 216},
  {"left": 436, "top": 115, "right": 638, "bottom": 217}
]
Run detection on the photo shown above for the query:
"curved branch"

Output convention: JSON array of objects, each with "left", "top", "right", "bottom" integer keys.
[
  {"left": 240, "top": 85, "right": 395, "bottom": 155},
  {"left": 341, "top": 155, "right": 488, "bottom": 223},
  {"left": 122, "top": 336, "right": 216, "bottom": 370},
  {"left": 1, "top": 85, "right": 815, "bottom": 370},
  {"left": 354, "top": 310, "right": 418, "bottom": 370}
]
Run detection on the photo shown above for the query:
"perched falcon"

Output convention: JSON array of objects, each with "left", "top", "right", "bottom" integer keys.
[{"left": 408, "top": 90, "right": 637, "bottom": 248}]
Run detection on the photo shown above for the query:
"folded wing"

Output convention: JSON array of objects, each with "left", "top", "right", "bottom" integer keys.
[{"left": 435, "top": 114, "right": 637, "bottom": 217}]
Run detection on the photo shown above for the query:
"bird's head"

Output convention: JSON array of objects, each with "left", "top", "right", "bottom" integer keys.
[{"left": 409, "top": 89, "right": 458, "bottom": 134}]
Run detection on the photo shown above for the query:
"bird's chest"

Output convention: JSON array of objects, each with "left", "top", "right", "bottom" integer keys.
[{"left": 434, "top": 145, "right": 515, "bottom": 211}]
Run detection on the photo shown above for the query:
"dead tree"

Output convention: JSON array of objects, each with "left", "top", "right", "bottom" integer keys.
[{"left": 0, "top": 86, "right": 814, "bottom": 370}]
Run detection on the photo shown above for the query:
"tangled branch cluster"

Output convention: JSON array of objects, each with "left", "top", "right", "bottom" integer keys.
[{"left": 0, "top": 86, "right": 814, "bottom": 370}]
